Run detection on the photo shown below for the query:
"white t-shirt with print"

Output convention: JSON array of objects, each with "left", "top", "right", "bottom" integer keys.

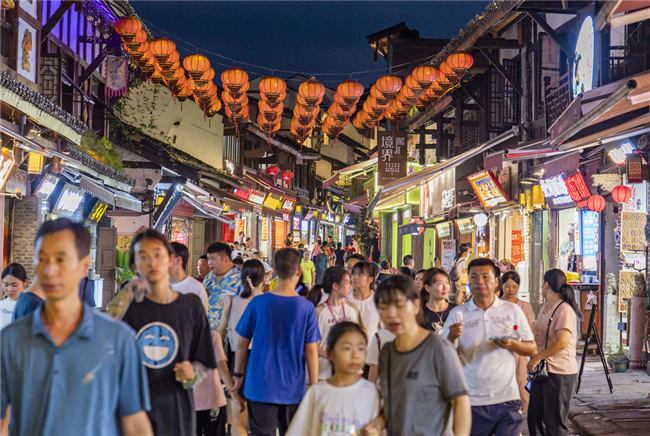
[
  {"left": 0, "top": 298, "right": 16, "bottom": 329},
  {"left": 442, "top": 297, "right": 534, "bottom": 406},
  {"left": 286, "top": 379, "right": 381, "bottom": 436},
  {"left": 170, "top": 277, "right": 209, "bottom": 313},
  {"left": 349, "top": 292, "right": 382, "bottom": 344}
]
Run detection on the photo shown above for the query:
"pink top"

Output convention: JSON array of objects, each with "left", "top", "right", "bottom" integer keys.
[
  {"left": 194, "top": 330, "right": 228, "bottom": 411},
  {"left": 516, "top": 299, "right": 536, "bottom": 328},
  {"left": 533, "top": 300, "right": 578, "bottom": 375}
]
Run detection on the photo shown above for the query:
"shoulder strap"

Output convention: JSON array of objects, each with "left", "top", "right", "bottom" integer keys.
[
  {"left": 375, "top": 332, "right": 382, "bottom": 350},
  {"left": 386, "top": 343, "right": 394, "bottom": 436},
  {"left": 545, "top": 302, "right": 565, "bottom": 348}
]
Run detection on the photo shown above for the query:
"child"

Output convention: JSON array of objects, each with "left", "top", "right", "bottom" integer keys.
[
  {"left": 313, "top": 267, "right": 365, "bottom": 381},
  {"left": 286, "top": 322, "right": 381, "bottom": 436}
]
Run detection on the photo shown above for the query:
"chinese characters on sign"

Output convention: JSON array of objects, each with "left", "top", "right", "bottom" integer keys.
[
  {"left": 377, "top": 131, "right": 407, "bottom": 185},
  {"left": 564, "top": 172, "right": 590, "bottom": 206},
  {"left": 441, "top": 189, "right": 455, "bottom": 210},
  {"left": 279, "top": 197, "right": 296, "bottom": 212},
  {"left": 467, "top": 171, "right": 509, "bottom": 208},
  {"left": 540, "top": 174, "right": 573, "bottom": 206},
  {"left": 511, "top": 230, "right": 522, "bottom": 265},
  {"left": 248, "top": 190, "right": 266, "bottom": 206}
]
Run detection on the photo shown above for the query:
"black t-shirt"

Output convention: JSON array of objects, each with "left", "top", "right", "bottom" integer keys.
[
  {"left": 420, "top": 303, "right": 456, "bottom": 334},
  {"left": 334, "top": 249, "right": 346, "bottom": 266},
  {"left": 285, "top": 237, "right": 293, "bottom": 247},
  {"left": 370, "top": 237, "right": 380, "bottom": 262},
  {"left": 123, "top": 293, "right": 217, "bottom": 436}
]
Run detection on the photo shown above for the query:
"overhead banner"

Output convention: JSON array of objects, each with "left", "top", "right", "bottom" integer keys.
[{"left": 377, "top": 130, "right": 407, "bottom": 186}]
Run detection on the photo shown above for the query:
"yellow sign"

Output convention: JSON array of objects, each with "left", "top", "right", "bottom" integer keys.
[
  {"left": 468, "top": 171, "right": 509, "bottom": 209},
  {"left": 117, "top": 235, "right": 133, "bottom": 253},
  {"left": 263, "top": 194, "right": 282, "bottom": 210},
  {"left": 89, "top": 201, "right": 108, "bottom": 222},
  {"left": 27, "top": 152, "right": 43, "bottom": 174}
]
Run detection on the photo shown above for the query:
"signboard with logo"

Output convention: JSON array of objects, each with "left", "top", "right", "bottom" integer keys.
[
  {"left": 540, "top": 174, "right": 573, "bottom": 206},
  {"left": 467, "top": 171, "right": 509, "bottom": 209},
  {"left": 377, "top": 131, "right": 408, "bottom": 185},
  {"left": 511, "top": 231, "right": 522, "bottom": 265},
  {"left": 581, "top": 211, "right": 598, "bottom": 271},
  {"left": 279, "top": 197, "right": 296, "bottom": 213},
  {"left": 431, "top": 168, "right": 455, "bottom": 215},
  {"left": 263, "top": 194, "right": 283, "bottom": 210},
  {"left": 248, "top": 190, "right": 266, "bottom": 206},
  {"left": 564, "top": 171, "right": 591, "bottom": 207},
  {"left": 436, "top": 222, "right": 451, "bottom": 238},
  {"left": 261, "top": 217, "right": 269, "bottom": 241},
  {"left": 627, "top": 155, "right": 645, "bottom": 183},
  {"left": 16, "top": 19, "right": 36, "bottom": 83},
  {"left": 233, "top": 188, "right": 251, "bottom": 200},
  {"left": 623, "top": 183, "right": 647, "bottom": 212}
]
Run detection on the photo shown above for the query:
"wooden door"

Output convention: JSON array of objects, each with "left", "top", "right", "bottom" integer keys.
[
  {"left": 191, "top": 220, "right": 206, "bottom": 277},
  {"left": 97, "top": 227, "right": 117, "bottom": 310}
]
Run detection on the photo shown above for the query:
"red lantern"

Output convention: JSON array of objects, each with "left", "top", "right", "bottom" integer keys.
[
  {"left": 374, "top": 75, "right": 402, "bottom": 100},
  {"left": 299, "top": 78, "right": 325, "bottom": 106},
  {"left": 437, "top": 72, "right": 453, "bottom": 91},
  {"left": 221, "top": 68, "right": 249, "bottom": 96},
  {"left": 281, "top": 171, "right": 294, "bottom": 181},
  {"left": 267, "top": 166, "right": 280, "bottom": 176},
  {"left": 259, "top": 77, "right": 287, "bottom": 104},
  {"left": 183, "top": 54, "right": 211, "bottom": 81},
  {"left": 337, "top": 80, "right": 364, "bottom": 105},
  {"left": 446, "top": 52, "right": 474, "bottom": 82},
  {"left": 114, "top": 17, "right": 142, "bottom": 43},
  {"left": 410, "top": 66, "right": 439, "bottom": 90},
  {"left": 611, "top": 185, "right": 632, "bottom": 203},
  {"left": 587, "top": 195, "right": 606, "bottom": 212},
  {"left": 149, "top": 38, "right": 176, "bottom": 64},
  {"left": 126, "top": 29, "right": 147, "bottom": 52}
]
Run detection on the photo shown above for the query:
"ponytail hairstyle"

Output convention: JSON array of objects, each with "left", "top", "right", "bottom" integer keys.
[
  {"left": 454, "top": 243, "right": 470, "bottom": 261},
  {"left": 240, "top": 259, "right": 265, "bottom": 299},
  {"left": 351, "top": 261, "right": 378, "bottom": 291},
  {"left": 310, "top": 266, "right": 349, "bottom": 297},
  {"left": 543, "top": 268, "right": 583, "bottom": 320},
  {"left": 306, "top": 286, "right": 322, "bottom": 307}
]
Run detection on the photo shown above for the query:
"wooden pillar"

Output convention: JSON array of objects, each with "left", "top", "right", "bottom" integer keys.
[
  {"left": 419, "top": 125, "right": 426, "bottom": 166},
  {"left": 436, "top": 113, "right": 445, "bottom": 161},
  {"left": 454, "top": 97, "right": 464, "bottom": 155}
]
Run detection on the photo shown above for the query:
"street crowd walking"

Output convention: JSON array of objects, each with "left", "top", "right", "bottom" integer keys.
[{"left": 0, "top": 218, "right": 583, "bottom": 436}]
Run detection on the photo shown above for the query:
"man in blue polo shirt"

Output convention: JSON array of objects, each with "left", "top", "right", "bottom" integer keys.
[{"left": 0, "top": 218, "right": 152, "bottom": 436}]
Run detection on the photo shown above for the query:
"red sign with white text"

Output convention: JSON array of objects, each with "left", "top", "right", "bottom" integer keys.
[
  {"left": 511, "top": 230, "right": 522, "bottom": 265},
  {"left": 233, "top": 188, "right": 251, "bottom": 200},
  {"left": 563, "top": 172, "right": 590, "bottom": 203}
]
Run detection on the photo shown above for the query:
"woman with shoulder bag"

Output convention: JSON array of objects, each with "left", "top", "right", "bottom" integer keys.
[{"left": 527, "top": 269, "right": 582, "bottom": 436}]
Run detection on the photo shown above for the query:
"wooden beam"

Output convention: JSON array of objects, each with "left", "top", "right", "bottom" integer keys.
[
  {"left": 516, "top": 6, "right": 578, "bottom": 15},
  {"left": 41, "top": 1, "right": 75, "bottom": 43},
  {"left": 526, "top": 11, "right": 574, "bottom": 59},
  {"left": 479, "top": 48, "right": 523, "bottom": 96},
  {"left": 474, "top": 38, "right": 523, "bottom": 50},
  {"left": 454, "top": 98, "right": 464, "bottom": 153},
  {"left": 79, "top": 49, "right": 107, "bottom": 84}
]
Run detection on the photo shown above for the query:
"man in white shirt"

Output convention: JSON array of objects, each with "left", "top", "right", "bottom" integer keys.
[
  {"left": 169, "top": 242, "right": 209, "bottom": 313},
  {"left": 443, "top": 258, "right": 537, "bottom": 436}
]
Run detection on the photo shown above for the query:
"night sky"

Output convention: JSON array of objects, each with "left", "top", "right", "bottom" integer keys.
[{"left": 133, "top": 1, "right": 487, "bottom": 86}]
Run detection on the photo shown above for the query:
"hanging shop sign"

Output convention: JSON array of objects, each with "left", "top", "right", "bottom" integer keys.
[
  {"left": 435, "top": 222, "right": 451, "bottom": 238},
  {"left": 279, "top": 197, "right": 296, "bottom": 213},
  {"left": 620, "top": 211, "right": 646, "bottom": 253},
  {"left": 467, "top": 171, "right": 509, "bottom": 209},
  {"left": 573, "top": 16, "right": 594, "bottom": 97},
  {"left": 88, "top": 201, "right": 109, "bottom": 223},
  {"left": 293, "top": 217, "right": 300, "bottom": 231},
  {"left": 248, "top": 189, "right": 266, "bottom": 206},
  {"left": 626, "top": 154, "right": 645, "bottom": 183},
  {"left": 564, "top": 171, "right": 591, "bottom": 208},
  {"left": 608, "top": 141, "right": 636, "bottom": 165},
  {"left": 261, "top": 217, "right": 269, "bottom": 241},
  {"left": 16, "top": 19, "right": 36, "bottom": 83},
  {"left": 282, "top": 213, "right": 290, "bottom": 221},
  {"left": 540, "top": 174, "right": 573, "bottom": 206},
  {"left": 233, "top": 188, "right": 251, "bottom": 200},
  {"left": 377, "top": 130, "right": 408, "bottom": 185},
  {"left": 511, "top": 230, "right": 522, "bottom": 265},
  {"left": 27, "top": 152, "right": 43, "bottom": 174},
  {"left": 581, "top": 211, "right": 599, "bottom": 271},
  {"left": 263, "top": 193, "right": 283, "bottom": 210},
  {"left": 35, "top": 174, "right": 59, "bottom": 199},
  {"left": 398, "top": 219, "right": 425, "bottom": 237},
  {"left": 304, "top": 210, "right": 316, "bottom": 220},
  {"left": 421, "top": 182, "right": 431, "bottom": 219},
  {"left": 623, "top": 183, "right": 647, "bottom": 212},
  {"left": 456, "top": 217, "right": 474, "bottom": 235},
  {"left": 441, "top": 240, "right": 456, "bottom": 271},
  {"left": 53, "top": 184, "right": 84, "bottom": 215}
]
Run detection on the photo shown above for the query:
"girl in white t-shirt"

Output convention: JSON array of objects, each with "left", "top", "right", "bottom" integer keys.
[
  {"left": 286, "top": 322, "right": 381, "bottom": 436},
  {"left": 314, "top": 267, "right": 366, "bottom": 380},
  {"left": 350, "top": 262, "right": 382, "bottom": 345},
  {"left": 1, "top": 264, "right": 28, "bottom": 329},
  {"left": 220, "top": 259, "right": 265, "bottom": 436}
]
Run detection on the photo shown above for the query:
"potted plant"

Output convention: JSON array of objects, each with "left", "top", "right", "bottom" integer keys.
[
  {"left": 116, "top": 251, "right": 135, "bottom": 288},
  {"left": 604, "top": 343, "right": 629, "bottom": 373}
]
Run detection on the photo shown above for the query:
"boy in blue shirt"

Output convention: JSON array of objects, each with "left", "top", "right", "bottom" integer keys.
[{"left": 233, "top": 248, "right": 320, "bottom": 436}]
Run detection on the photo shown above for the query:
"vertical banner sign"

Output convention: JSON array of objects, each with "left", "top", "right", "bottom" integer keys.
[
  {"left": 441, "top": 240, "right": 456, "bottom": 272},
  {"left": 377, "top": 131, "right": 407, "bottom": 186},
  {"left": 261, "top": 218, "right": 269, "bottom": 241},
  {"left": 105, "top": 56, "right": 128, "bottom": 97},
  {"left": 511, "top": 230, "right": 522, "bottom": 265}
]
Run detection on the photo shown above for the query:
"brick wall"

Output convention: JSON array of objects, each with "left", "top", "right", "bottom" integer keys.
[{"left": 10, "top": 196, "right": 44, "bottom": 280}]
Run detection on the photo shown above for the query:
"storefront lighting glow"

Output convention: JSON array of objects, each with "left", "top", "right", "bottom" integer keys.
[
  {"left": 467, "top": 171, "right": 509, "bottom": 209},
  {"left": 473, "top": 213, "right": 488, "bottom": 227},
  {"left": 54, "top": 185, "right": 84, "bottom": 214},
  {"left": 540, "top": 174, "right": 573, "bottom": 205},
  {"left": 88, "top": 201, "right": 108, "bottom": 222},
  {"left": 334, "top": 215, "right": 341, "bottom": 223},
  {"left": 564, "top": 172, "right": 591, "bottom": 203},
  {"left": 608, "top": 142, "right": 636, "bottom": 165}
]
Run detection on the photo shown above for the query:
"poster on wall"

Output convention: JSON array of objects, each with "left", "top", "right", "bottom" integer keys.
[
  {"left": 620, "top": 211, "right": 647, "bottom": 253},
  {"left": 377, "top": 131, "right": 407, "bottom": 185},
  {"left": 623, "top": 183, "right": 647, "bottom": 212},
  {"left": 117, "top": 235, "right": 133, "bottom": 253},
  {"left": 441, "top": 240, "right": 456, "bottom": 272},
  {"left": 511, "top": 231, "right": 522, "bottom": 265},
  {"left": 17, "top": 18, "right": 37, "bottom": 83},
  {"left": 618, "top": 271, "right": 636, "bottom": 313},
  {"left": 261, "top": 217, "right": 269, "bottom": 241}
]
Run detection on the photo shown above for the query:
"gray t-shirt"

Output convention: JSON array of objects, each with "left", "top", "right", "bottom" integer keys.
[{"left": 378, "top": 333, "right": 469, "bottom": 436}]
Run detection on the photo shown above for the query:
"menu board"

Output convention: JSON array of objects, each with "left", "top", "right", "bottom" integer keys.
[
  {"left": 442, "top": 240, "right": 456, "bottom": 272},
  {"left": 620, "top": 211, "right": 647, "bottom": 252},
  {"left": 618, "top": 271, "right": 637, "bottom": 313},
  {"left": 581, "top": 211, "right": 598, "bottom": 271}
]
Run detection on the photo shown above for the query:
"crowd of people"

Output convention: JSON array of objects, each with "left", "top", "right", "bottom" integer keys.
[{"left": 0, "top": 218, "right": 582, "bottom": 436}]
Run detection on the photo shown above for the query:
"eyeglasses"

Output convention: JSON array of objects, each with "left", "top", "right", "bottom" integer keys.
[{"left": 434, "top": 280, "right": 451, "bottom": 287}]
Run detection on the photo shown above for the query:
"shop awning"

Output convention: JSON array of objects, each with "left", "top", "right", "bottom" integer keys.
[
  {"left": 342, "top": 194, "right": 370, "bottom": 213},
  {"left": 484, "top": 144, "right": 570, "bottom": 171},
  {"left": 180, "top": 193, "right": 233, "bottom": 225},
  {"left": 558, "top": 112, "right": 650, "bottom": 151},
  {"left": 106, "top": 187, "right": 142, "bottom": 212},
  {"left": 79, "top": 177, "right": 115, "bottom": 206},
  {"left": 376, "top": 129, "right": 517, "bottom": 209},
  {"left": 322, "top": 157, "right": 378, "bottom": 189},
  {"left": 595, "top": 0, "right": 650, "bottom": 30}
]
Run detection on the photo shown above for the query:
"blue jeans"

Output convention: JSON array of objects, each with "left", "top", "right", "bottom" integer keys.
[{"left": 470, "top": 400, "right": 524, "bottom": 436}]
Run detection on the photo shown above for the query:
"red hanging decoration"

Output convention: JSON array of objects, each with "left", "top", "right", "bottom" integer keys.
[
  {"left": 267, "top": 166, "right": 281, "bottom": 176},
  {"left": 611, "top": 185, "right": 632, "bottom": 203},
  {"left": 281, "top": 171, "right": 294, "bottom": 181},
  {"left": 587, "top": 195, "right": 606, "bottom": 212}
]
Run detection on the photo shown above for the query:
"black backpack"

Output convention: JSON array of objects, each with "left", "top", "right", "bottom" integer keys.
[{"left": 449, "top": 259, "right": 461, "bottom": 282}]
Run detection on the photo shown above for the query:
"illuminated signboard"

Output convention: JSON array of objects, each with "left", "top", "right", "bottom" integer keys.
[
  {"left": 282, "top": 213, "right": 290, "bottom": 221},
  {"left": 263, "top": 193, "right": 282, "bottom": 210},
  {"left": 35, "top": 174, "right": 58, "bottom": 199},
  {"left": 421, "top": 182, "right": 431, "bottom": 219},
  {"left": 88, "top": 201, "right": 108, "bottom": 223},
  {"left": 564, "top": 171, "right": 591, "bottom": 206},
  {"left": 293, "top": 217, "right": 300, "bottom": 231},
  {"left": 248, "top": 189, "right": 266, "bottom": 206},
  {"left": 540, "top": 174, "right": 573, "bottom": 206},
  {"left": 53, "top": 184, "right": 84, "bottom": 215},
  {"left": 0, "top": 151, "right": 15, "bottom": 192},
  {"left": 279, "top": 197, "right": 296, "bottom": 212},
  {"left": 435, "top": 222, "right": 451, "bottom": 238},
  {"left": 573, "top": 16, "right": 595, "bottom": 97},
  {"left": 305, "top": 210, "right": 316, "bottom": 220},
  {"left": 467, "top": 171, "right": 509, "bottom": 209},
  {"left": 608, "top": 142, "right": 636, "bottom": 165},
  {"left": 233, "top": 188, "right": 251, "bottom": 200}
]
